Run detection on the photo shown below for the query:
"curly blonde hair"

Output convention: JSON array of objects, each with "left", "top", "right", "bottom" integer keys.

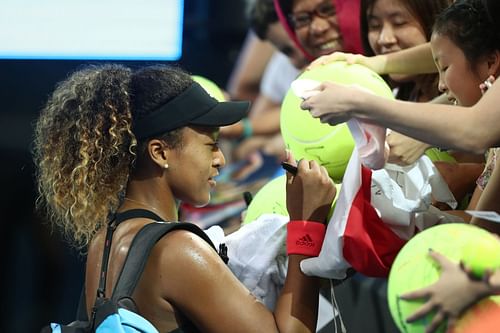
[
  {"left": 34, "top": 64, "right": 135, "bottom": 248},
  {"left": 34, "top": 64, "right": 193, "bottom": 248}
]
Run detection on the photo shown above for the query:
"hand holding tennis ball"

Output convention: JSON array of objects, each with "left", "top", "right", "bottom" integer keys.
[{"left": 388, "top": 224, "right": 500, "bottom": 333}]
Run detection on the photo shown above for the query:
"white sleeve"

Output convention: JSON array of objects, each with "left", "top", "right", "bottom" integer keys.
[{"left": 260, "top": 52, "right": 301, "bottom": 103}]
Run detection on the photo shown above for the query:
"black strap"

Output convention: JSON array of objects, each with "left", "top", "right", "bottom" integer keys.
[
  {"left": 111, "top": 221, "right": 215, "bottom": 301},
  {"left": 96, "top": 209, "right": 164, "bottom": 298},
  {"left": 114, "top": 209, "right": 163, "bottom": 226},
  {"left": 85, "top": 208, "right": 219, "bottom": 333}
]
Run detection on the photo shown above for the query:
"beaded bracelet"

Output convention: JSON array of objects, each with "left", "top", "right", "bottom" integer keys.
[{"left": 287, "top": 220, "right": 326, "bottom": 257}]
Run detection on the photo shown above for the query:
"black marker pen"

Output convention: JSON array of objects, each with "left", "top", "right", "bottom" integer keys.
[{"left": 281, "top": 161, "right": 298, "bottom": 176}]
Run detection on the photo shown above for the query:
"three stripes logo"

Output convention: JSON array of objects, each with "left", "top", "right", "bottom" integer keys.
[{"left": 296, "top": 234, "right": 315, "bottom": 247}]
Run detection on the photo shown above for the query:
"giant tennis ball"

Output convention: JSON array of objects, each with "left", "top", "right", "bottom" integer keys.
[
  {"left": 192, "top": 75, "right": 226, "bottom": 102},
  {"left": 387, "top": 223, "right": 500, "bottom": 333},
  {"left": 243, "top": 174, "right": 341, "bottom": 225},
  {"left": 280, "top": 61, "right": 394, "bottom": 182}
]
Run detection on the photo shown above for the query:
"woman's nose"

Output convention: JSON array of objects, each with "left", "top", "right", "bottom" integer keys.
[
  {"left": 377, "top": 23, "right": 397, "bottom": 48},
  {"left": 309, "top": 15, "right": 330, "bottom": 35},
  {"left": 438, "top": 76, "right": 447, "bottom": 93},
  {"left": 213, "top": 149, "right": 226, "bottom": 169}
]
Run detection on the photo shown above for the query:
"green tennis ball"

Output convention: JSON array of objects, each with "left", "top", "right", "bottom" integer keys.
[
  {"left": 462, "top": 236, "right": 500, "bottom": 278},
  {"left": 243, "top": 174, "right": 341, "bottom": 225},
  {"left": 280, "top": 61, "right": 394, "bottom": 182},
  {"left": 192, "top": 75, "right": 226, "bottom": 102},
  {"left": 425, "top": 148, "right": 456, "bottom": 163},
  {"left": 387, "top": 223, "right": 500, "bottom": 333}
]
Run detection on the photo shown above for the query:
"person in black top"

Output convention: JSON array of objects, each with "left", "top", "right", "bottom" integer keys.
[{"left": 34, "top": 64, "right": 337, "bottom": 332}]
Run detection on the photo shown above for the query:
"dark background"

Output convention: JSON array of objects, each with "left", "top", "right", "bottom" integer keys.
[{"left": 0, "top": 1, "right": 249, "bottom": 331}]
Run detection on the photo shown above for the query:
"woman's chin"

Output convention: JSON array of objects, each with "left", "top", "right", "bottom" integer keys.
[{"left": 192, "top": 196, "right": 211, "bottom": 208}]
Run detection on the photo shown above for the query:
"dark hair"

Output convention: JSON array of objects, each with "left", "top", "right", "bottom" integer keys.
[
  {"left": 482, "top": 0, "right": 499, "bottom": 29},
  {"left": 433, "top": 0, "right": 500, "bottom": 70},
  {"left": 130, "top": 65, "right": 192, "bottom": 153},
  {"left": 359, "top": 0, "right": 450, "bottom": 101},
  {"left": 250, "top": 0, "right": 279, "bottom": 40},
  {"left": 275, "top": 0, "right": 295, "bottom": 32},
  {"left": 360, "top": 0, "right": 451, "bottom": 57},
  {"left": 34, "top": 64, "right": 192, "bottom": 248}
]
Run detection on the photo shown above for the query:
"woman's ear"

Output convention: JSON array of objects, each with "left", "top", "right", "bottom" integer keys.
[
  {"left": 147, "top": 139, "right": 169, "bottom": 169},
  {"left": 486, "top": 50, "right": 500, "bottom": 77}
]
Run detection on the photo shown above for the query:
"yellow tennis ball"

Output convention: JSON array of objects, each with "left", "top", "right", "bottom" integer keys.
[
  {"left": 281, "top": 61, "right": 394, "bottom": 182},
  {"left": 387, "top": 223, "right": 500, "bottom": 333},
  {"left": 243, "top": 175, "right": 288, "bottom": 224},
  {"left": 462, "top": 235, "right": 500, "bottom": 278},
  {"left": 425, "top": 148, "right": 456, "bottom": 163},
  {"left": 243, "top": 174, "right": 341, "bottom": 225},
  {"left": 192, "top": 75, "right": 226, "bottom": 102}
]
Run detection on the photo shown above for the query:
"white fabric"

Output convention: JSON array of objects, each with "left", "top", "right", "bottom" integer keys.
[
  {"left": 346, "top": 118, "right": 388, "bottom": 170},
  {"left": 371, "top": 158, "right": 459, "bottom": 240},
  {"left": 260, "top": 52, "right": 301, "bottom": 103},
  {"left": 203, "top": 225, "right": 225, "bottom": 249},
  {"left": 301, "top": 121, "right": 459, "bottom": 279},
  {"left": 223, "top": 214, "right": 289, "bottom": 310},
  {"left": 300, "top": 149, "right": 363, "bottom": 279}
]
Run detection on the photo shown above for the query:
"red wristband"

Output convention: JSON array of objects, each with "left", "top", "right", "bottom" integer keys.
[{"left": 286, "top": 220, "right": 326, "bottom": 257}]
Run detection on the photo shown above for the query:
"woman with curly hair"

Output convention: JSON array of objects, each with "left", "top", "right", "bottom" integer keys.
[{"left": 34, "top": 64, "right": 337, "bottom": 333}]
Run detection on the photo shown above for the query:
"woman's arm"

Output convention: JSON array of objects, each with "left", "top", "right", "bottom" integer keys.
[
  {"left": 471, "top": 157, "right": 500, "bottom": 234},
  {"left": 378, "top": 43, "right": 437, "bottom": 75},
  {"left": 302, "top": 80, "right": 500, "bottom": 153},
  {"left": 160, "top": 155, "right": 336, "bottom": 333},
  {"left": 220, "top": 96, "right": 281, "bottom": 138},
  {"left": 309, "top": 43, "right": 437, "bottom": 75},
  {"left": 226, "top": 31, "right": 276, "bottom": 102}
]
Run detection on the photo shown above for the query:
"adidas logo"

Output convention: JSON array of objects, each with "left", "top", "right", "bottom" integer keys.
[{"left": 296, "top": 234, "right": 315, "bottom": 247}]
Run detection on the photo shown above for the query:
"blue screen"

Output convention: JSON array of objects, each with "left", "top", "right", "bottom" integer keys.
[{"left": 0, "top": 0, "right": 184, "bottom": 60}]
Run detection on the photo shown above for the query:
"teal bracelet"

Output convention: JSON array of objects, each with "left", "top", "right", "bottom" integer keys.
[{"left": 241, "top": 118, "right": 253, "bottom": 138}]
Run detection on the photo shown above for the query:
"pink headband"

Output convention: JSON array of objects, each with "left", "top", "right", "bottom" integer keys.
[{"left": 273, "top": 0, "right": 363, "bottom": 61}]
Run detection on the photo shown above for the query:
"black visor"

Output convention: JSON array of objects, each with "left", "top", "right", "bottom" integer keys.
[{"left": 133, "top": 82, "right": 250, "bottom": 140}]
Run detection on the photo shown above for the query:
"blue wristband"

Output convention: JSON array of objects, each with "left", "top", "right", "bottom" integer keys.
[{"left": 242, "top": 118, "right": 253, "bottom": 138}]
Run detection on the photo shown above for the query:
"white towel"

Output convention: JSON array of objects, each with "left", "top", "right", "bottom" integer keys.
[{"left": 223, "top": 214, "right": 289, "bottom": 310}]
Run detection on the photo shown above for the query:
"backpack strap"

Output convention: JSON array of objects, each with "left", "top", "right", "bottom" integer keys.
[
  {"left": 96, "top": 209, "right": 164, "bottom": 298},
  {"left": 114, "top": 209, "right": 163, "bottom": 226},
  {"left": 111, "top": 221, "right": 216, "bottom": 302}
]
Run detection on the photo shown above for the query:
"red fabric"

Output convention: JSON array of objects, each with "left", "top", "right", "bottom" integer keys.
[
  {"left": 332, "top": 0, "right": 363, "bottom": 54},
  {"left": 342, "top": 165, "right": 407, "bottom": 277}
]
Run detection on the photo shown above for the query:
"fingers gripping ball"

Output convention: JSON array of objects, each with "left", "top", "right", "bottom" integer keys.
[
  {"left": 280, "top": 61, "right": 394, "bottom": 182},
  {"left": 387, "top": 223, "right": 500, "bottom": 333},
  {"left": 192, "top": 75, "right": 226, "bottom": 102},
  {"left": 242, "top": 174, "right": 341, "bottom": 225}
]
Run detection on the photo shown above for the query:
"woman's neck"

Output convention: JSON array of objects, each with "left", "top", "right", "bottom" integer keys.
[{"left": 122, "top": 179, "right": 178, "bottom": 222}]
